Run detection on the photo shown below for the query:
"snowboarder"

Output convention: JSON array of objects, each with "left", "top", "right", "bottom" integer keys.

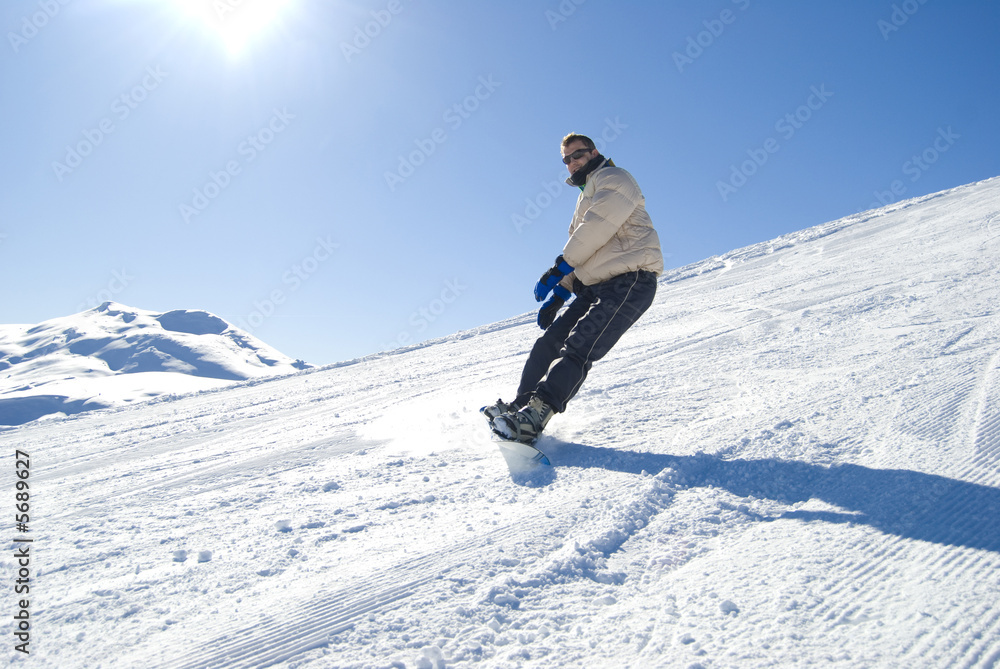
[{"left": 486, "top": 133, "right": 663, "bottom": 444}]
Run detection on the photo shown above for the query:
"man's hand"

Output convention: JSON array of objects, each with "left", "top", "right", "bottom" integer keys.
[
  {"left": 534, "top": 255, "right": 574, "bottom": 302},
  {"left": 538, "top": 285, "right": 571, "bottom": 329}
]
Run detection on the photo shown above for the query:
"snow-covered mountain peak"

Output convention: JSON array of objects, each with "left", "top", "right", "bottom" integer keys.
[{"left": 0, "top": 301, "right": 311, "bottom": 425}]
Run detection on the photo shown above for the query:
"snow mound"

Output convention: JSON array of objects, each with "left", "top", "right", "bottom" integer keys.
[{"left": 0, "top": 301, "right": 311, "bottom": 425}]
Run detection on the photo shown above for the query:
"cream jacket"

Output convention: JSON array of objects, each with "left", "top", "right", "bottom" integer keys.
[{"left": 560, "top": 161, "right": 663, "bottom": 288}]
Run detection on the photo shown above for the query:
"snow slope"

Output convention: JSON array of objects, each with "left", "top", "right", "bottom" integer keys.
[
  {"left": 0, "top": 303, "right": 311, "bottom": 426},
  {"left": 4, "top": 177, "right": 1000, "bottom": 668}
]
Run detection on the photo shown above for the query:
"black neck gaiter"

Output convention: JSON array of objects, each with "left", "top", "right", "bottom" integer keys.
[{"left": 567, "top": 154, "right": 610, "bottom": 188}]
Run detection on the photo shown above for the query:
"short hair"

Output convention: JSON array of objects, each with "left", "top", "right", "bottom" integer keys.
[{"left": 561, "top": 133, "right": 596, "bottom": 150}]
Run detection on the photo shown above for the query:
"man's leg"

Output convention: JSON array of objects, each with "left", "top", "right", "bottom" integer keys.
[
  {"left": 514, "top": 293, "right": 593, "bottom": 407},
  {"left": 535, "top": 271, "right": 657, "bottom": 413}
]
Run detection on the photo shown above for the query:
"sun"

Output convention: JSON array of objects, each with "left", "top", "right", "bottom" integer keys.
[{"left": 175, "top": 0, "right": 293, "bottom": 57}]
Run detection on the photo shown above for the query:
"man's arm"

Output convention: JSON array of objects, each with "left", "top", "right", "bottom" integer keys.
[{"left": 561, "top": 169, "right": 643, "bottom": 268}]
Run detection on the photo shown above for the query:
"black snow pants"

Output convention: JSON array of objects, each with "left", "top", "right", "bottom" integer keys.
[{"left": 514, "top": 269, "right": 657, "bottom": 413}]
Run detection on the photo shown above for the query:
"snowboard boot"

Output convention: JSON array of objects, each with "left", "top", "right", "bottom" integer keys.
[
  {"left": 491, "top": 395, "right": 554, "bottom": 444},
  {"left": 481, "top": 398, "right": 517, "bottom": 422}
]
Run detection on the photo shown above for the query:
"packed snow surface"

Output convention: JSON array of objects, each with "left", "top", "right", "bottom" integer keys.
[
  {"left": 4, "top": 177, "right": 1000, "bottom": 668},
  {"left": 0, "top": 303, "right": 310, "bottom": 426}
]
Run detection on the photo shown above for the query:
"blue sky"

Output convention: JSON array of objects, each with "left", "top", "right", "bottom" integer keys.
[{"left": 2, "top": 0, "right": 999, "bottom": 365}]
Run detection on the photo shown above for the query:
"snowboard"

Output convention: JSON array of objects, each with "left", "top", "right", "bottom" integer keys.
[{"left": 491, "top": 434, "right": 551, "bottom": 466}]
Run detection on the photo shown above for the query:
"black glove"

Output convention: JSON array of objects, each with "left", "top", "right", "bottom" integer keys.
[
  {"left": 537, "top": 285, "right": 571, "bottom": 329},
  {"left": 534, "top": 255, "right": 574, "bottom": 302}
]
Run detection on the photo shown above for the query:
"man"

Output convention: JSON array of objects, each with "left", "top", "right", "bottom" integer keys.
[{"left": 484, "top": 133, "right": 663, "bottom": 445}]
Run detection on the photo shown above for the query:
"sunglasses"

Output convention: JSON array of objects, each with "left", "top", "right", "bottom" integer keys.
[{"left": 561, "top": 148, "right": 593, "bottom": 165}]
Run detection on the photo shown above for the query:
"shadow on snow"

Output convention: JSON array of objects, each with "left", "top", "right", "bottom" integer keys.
[{"left": 540, "top": 440, "right": 1000, "bottom": 555}]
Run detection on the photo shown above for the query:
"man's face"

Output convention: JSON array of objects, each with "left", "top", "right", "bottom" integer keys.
[{"left": 561, "top": 141, "right": 597, "bottom": 175}]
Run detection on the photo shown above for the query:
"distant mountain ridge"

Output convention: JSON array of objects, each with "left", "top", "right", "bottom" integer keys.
[{"left": 0, "top": 302, "right": 311, "bottom": 425}]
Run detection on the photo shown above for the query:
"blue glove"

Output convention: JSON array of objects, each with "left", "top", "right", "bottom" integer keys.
[
  {"left": 534, "top": 255, "right": 574, "bottom": 302},
  {"left": 538, "top": 285, "right": 571, "bottom": 329}
]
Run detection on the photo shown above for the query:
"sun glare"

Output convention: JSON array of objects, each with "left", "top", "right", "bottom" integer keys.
[{"left": 176, "top": 0, "right": 292, "bottom": 57}]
